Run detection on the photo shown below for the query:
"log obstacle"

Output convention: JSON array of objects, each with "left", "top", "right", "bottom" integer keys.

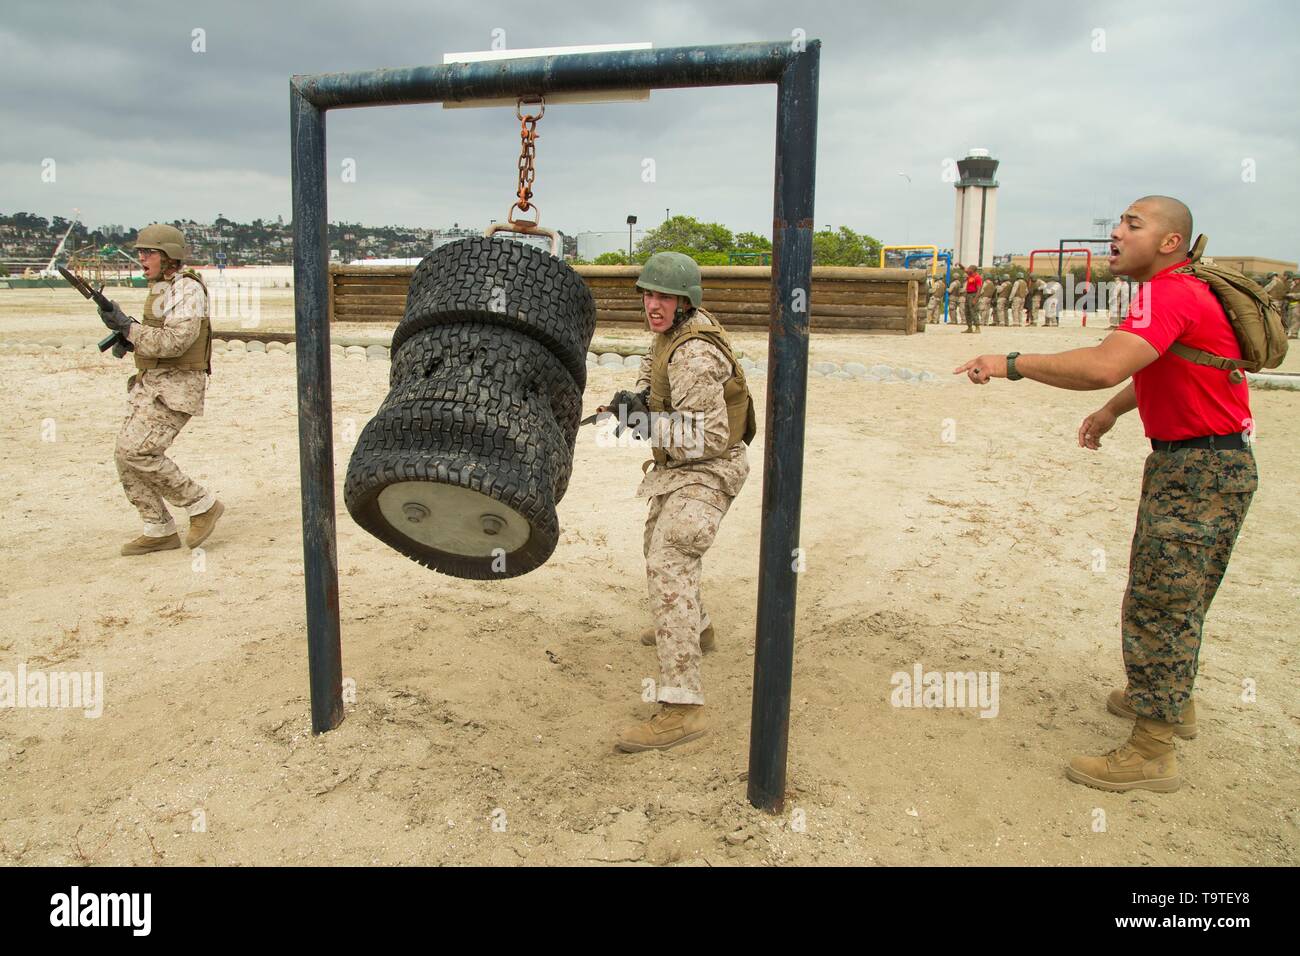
[{"left": 329, "top": 263, "right": 926, "bottom": 334}]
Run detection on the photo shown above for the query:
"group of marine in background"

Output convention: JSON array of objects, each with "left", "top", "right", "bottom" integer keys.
[{"left": 924, "top": 268, "right": 1300, "bottom": 336}]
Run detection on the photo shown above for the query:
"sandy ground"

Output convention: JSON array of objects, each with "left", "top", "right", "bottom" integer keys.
[{"left": 1, "top": 287, "right": 1297, "bottom": 867}]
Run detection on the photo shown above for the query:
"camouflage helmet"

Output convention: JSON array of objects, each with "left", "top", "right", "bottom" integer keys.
[
  {"left": 635, "top": 252, "right": 703, "bottom": 308},
  {"left": 132, "top": 223, "right": 189, "bottom": 262}
]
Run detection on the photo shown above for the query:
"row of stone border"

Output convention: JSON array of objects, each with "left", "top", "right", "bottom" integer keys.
[
  {"left": 9, "top": 339, "right": 1292, "bottom": 389},
  {"left": 0, "top": 339, "right": 394, "bottom": 361},
  {"left": 0, "top": 339, "right": 937, "bottom": 382}
]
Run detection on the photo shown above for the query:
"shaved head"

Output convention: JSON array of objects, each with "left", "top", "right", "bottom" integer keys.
[{"left": 1132, "top": 195, "right": 1193, "bottom": 255}]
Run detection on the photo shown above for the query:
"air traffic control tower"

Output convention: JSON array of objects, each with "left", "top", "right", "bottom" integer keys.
[{"left": 953, "top": 148, "right": 999, "bottom": 268}]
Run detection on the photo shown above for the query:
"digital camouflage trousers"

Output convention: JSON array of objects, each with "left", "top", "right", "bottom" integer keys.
[
  {"left": 115, "top": 395, "right": 210, "bottom": 536},
  {"left": 643, "top": 482, "right": 734, "bottom": 705},
  {"left": 1122, "top": 447, "right": 1256, "bottom": 723}
]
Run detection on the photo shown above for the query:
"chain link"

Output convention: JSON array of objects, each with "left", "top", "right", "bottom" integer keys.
[{"left": 510, "top": 97, "right": 544, "bottom": 225}]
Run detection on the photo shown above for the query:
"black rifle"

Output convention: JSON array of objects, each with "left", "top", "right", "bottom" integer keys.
[{"left": 58, "top": 266, "right": 134, "bottom": 354}]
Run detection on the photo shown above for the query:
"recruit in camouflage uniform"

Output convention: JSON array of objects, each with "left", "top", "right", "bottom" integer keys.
[
  {"left": 926, "top": 274, "right": 945, "bottom": 324},
  {"left": 977, "top": 273, "right": 996, "bottom": 326},
  {"left": 1109, "top": 276, "right": 1132, "bottom": 327},
  {"left": 1042, "top": 278, "right": 1063, "bottom": 326},
  {"left": 1026, "top": 275, "right": 1044, "bottom": 326},
  {"left": 1009, "top": 275, "right": 1028, "bottom": 326},
  {"left": 1262, "top": 273, "right": 1297, "bottom": 340},
  {"left": 948, "top": 272, "right": 964, "bottom": 327},
  {"left": 606, "top": 252, "right": 756, "bottom": 752},
  {"left": 1287, "top": 276, "right": 1300, "bottom": 339},
  {"left": 97, "top": 224, "right": 225, "bottom": 555},
  {"left": 993, "top": 278, "right": 1011, "bottom": 326}
]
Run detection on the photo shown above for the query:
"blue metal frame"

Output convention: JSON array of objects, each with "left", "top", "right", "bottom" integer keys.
[
  {"left": 290, "top": 41, "right": 821, "bottom": 813},
  {"left": 903, "top": 250, "right": 953, "bottom": 322}
]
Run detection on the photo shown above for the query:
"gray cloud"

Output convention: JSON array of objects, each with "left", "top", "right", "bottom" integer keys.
[{"left": 2, "top": 0, "right": 1296, "bottom": 260}]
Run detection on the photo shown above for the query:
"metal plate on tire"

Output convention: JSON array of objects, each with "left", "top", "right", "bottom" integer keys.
[{"left": 377, "top": 481, "right": 531, "bottom": 556}]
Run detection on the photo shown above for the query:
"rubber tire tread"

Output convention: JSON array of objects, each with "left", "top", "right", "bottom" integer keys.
[
  {"left": 389, "top": 323, "right": 581, "bottom": 457},
  {"left": 344, "top": 397, "right": 565, "bottom": 579},
  {"left": 393, "top": 237, "right": 596, "bottom": 388}
]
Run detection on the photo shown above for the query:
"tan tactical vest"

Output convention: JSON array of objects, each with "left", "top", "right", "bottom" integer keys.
[
  {"left": 135, "top": 268, "right": 212, "bottom": 373},
  {"left": 648, "top": 309, "right": 757, "bottom": 467}
]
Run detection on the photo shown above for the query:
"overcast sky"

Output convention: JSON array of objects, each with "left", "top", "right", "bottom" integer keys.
[{"left": 2, "top": 0, "right": 1297, "bottom": 259}]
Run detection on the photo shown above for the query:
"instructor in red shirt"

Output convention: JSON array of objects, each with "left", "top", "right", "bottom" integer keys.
[
  {"left": 955, "top": 195, "right": 1257, "bottom": 793},
  {"left": 962, "top": 264, "right": 983, "bottom": 334}
]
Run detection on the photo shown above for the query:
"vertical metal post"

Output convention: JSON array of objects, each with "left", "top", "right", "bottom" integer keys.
[
  {"left": 291, "top": 84, "right": 344, "bottom": 733},
  {"left": 290, "top": 46, "right": 822, "bottom": 805},
  {"left": 748, "top": 44, "right": 819, "bottom": 813}
]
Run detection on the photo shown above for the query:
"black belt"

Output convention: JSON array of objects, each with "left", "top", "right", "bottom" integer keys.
[{"left": 1150, "top": 433, "right": 1247, "bottom": 452}]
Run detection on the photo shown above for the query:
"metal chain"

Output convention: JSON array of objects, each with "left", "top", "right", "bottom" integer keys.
[{"left": 510, "top": 96, "right": 544, "bottom": 225}]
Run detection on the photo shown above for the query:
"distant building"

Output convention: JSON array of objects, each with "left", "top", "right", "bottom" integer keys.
[
  {"left": 1202, "top": 255, "right": 1296, "bottom": 275},
  {"left": 954, "top": 148, "right": 999, "bottom": 268},
  {"left": 1007, "top": 253, "right": 1296, "bottom": 277},
  {"left": 1008, "top": 253, "right": 1102, "bottom": 276},
  {"left": 577, "top": 230, "right": 644, "bottom": 260}
]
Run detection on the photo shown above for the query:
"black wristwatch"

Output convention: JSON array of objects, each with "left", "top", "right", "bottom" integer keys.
[{"left": 1006, "top": 352, "right": 1023, "bottom": 381}]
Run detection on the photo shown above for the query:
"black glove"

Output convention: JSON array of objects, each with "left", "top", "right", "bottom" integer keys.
[
  {"left": 98, "top": 300, "right": 135, "bottom": 335},
  {"left": 605, "top": 388, "right": 651, "bottom": 439}
]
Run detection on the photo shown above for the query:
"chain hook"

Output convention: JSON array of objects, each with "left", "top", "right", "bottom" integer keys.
[{"left": 510, "top": 95, "right": 545, "bottom": 224}]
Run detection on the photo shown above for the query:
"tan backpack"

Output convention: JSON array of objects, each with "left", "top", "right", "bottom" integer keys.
[{"left": 1169, "top": 235, "right": 1288, "bottom": 381}]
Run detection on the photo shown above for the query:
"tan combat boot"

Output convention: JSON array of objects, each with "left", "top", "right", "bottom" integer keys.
[
  {"left": 121, "top": 533, "right": 182, "bottom": 556},
  {"left": 639, "top": 624, "right": 715, "bottom": 652},
  {"left": 1066, "top": 717, "right": 1180, "bottom": 793},
  {"left": 615, "top": 704, "right": 708, "bottom": 753},
  {"left": 1106, "top": 688, "right": 1197, "bottom": 739},
  {"left": 186, "top": 500, "right": 225, "bottom": 549}
]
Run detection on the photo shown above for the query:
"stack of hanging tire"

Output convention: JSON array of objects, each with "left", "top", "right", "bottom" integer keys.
[{"left": 344, "top": 237, "right": 595, "bottom": 579}]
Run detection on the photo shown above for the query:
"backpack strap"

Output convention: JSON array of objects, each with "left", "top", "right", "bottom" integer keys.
[
  {"left": 1167, "top": 341, "right": 1249, "bottom": 382},
  {"left": 1187, "top": 234, "right": 1207, "bottom": 264},
  {"left": 1167, "top": 341, "right": 1246, "bottom": 371}
]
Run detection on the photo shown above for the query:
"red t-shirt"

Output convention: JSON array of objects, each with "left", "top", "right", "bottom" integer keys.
[
  {"left": 964, "top": 274, "right": 983, "bottom": 294},
  {"left": 1118, "top": 260, "right": 1252, "bottom": 441}
]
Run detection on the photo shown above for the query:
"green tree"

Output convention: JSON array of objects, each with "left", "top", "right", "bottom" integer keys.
[
  {"left": 734, "top": 231, "right": 772, "bottom": 252},
  {"left": 812, "top": 226, "right": 882, "bottom": 266},
  {"left": 637, "top": 216, "right": 734, "bottom": 257},
  {"left": 593, "top": 250, "right": 631, "bottom": 265}
]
